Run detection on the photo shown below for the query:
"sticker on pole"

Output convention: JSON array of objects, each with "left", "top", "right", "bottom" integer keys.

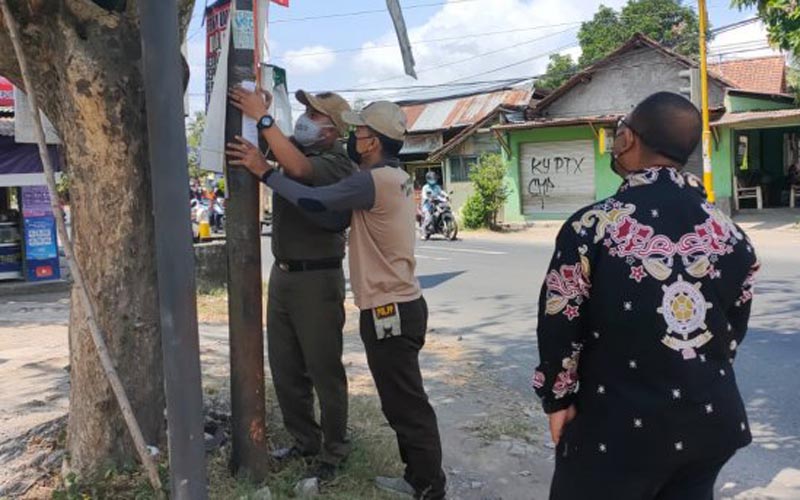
[{"left": 233, "top": 10, "right": 255, "bottom": 50}]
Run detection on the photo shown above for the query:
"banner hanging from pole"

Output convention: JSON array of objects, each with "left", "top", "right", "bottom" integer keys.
[{"left": 201, "top": 3, "right": 232, "bottom": 173}]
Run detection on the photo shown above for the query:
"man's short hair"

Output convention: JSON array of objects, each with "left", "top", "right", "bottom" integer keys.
[
  {"left": 376, "top": 132, "right": 404, "bottom": 157},
  {"left": 628, "top": 92, "right": 702, "bottom": 165}
]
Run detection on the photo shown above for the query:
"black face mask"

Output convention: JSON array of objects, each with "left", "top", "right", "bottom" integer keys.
[
  {"left": 346, "top": 132, "right": 362, "bottom": 165},
  {"left": 610, "top": 152, "right": 627, "bottom": 179}
]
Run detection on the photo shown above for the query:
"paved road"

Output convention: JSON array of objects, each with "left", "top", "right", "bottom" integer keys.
[{"left": 324, "top": 233, "right": 798, "bottom": 498}]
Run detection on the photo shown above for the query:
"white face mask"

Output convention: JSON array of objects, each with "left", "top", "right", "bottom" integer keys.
[{"left": 293, "top": 114, "right": 334, "bottom": 147}]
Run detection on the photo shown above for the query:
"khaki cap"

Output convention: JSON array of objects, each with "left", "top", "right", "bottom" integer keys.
[
  {"left": 342, "top": 101, "right": 407, "bottom": 141},
  {"left": 295, "top": 90, "right": 351, "bottom": 137}
]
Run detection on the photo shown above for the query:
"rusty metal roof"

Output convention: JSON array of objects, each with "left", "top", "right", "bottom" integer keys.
[
  {"left": 492, "top": 114, "right": 622, "bottom": 131},
  {"left": 712, "top": 108, "right": 800, "bottom": 128},
  {"left": 401, "top": 88, "right": 531, "bottom": 133}
]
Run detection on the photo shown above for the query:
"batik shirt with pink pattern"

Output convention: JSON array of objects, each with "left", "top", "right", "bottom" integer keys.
[{"left": 533, "top": 167, "right": 759, "bottom": 459}]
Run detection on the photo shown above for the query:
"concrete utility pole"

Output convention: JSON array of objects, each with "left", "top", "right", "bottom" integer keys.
[
  {"left": 698, "top": 0, "right": 716, "bottom": 203},
  {"left": 225, "top": 0, "right": 269, "bottom": 480},
  {"left": 137, "top": 1, "right": 209, "bottom": 498}
]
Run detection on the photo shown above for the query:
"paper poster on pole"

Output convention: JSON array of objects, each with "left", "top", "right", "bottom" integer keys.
[
  {"left": 233, "top": 10, "right": 255, "bottom": 50},
  {"left": 240, "top": 81, "right": 260, "bottom": 146},
  {"left": 201, "top": 8, "right": 231, "bottom": 173}
]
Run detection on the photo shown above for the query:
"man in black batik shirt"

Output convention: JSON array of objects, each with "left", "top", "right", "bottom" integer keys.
[{"left": 533, "top": 92, "right": 759, "bottom": 500}]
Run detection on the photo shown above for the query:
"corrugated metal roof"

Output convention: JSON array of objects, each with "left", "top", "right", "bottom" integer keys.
[
  {"left": 492, "top": 114, "right": 621, "bottom": 131},
  {"left": 401, "top": 89, "right": 531, "bottom": 133},
  {"left": 712, "top": 108, "right": 800, "bottom": 127}
]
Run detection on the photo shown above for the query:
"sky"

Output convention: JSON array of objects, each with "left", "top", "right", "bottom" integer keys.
[{"left": 184, "top": 0, "right": 778, "bottom": 118}]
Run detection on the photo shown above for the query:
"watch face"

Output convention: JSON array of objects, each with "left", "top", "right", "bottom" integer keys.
[{"left": 259, "top": 116, "right": 273, "bottom": 128}]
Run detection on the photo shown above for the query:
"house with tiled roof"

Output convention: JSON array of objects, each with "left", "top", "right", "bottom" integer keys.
[
  {"left": 485, "top": 33, "right": 799, "bottom": 221},
  {"left": 710, "top": 55, "right": 788, "bottom": 95}
]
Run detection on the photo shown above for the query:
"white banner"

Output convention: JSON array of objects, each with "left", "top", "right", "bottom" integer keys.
[{"left": 200, "top": 7, "right": 231, "bottom": 174}]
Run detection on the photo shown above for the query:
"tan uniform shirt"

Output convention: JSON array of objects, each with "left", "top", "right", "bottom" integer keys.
[
  {"left": 263, "top": 159, "right": 422, "bottom": 309},
  {"left": 348, "top": 166, "right": 421, "bottom": 309}
]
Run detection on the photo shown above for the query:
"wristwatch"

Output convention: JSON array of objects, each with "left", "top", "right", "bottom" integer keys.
[{"left": 256, "top": 115, "right": 274, "bottom": 131}]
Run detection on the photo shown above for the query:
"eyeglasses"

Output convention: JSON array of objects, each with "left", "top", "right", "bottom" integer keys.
[{"left": 615, "top": 117, "right": 641, "bottom": 139}]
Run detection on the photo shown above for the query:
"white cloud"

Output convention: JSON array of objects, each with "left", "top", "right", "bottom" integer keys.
[
  {"left": 350, "top": 0, "right": 627, "bottom": 100},
  {"left": 709, "top": 21, "right": 782, "bottom": 61},
  {"left": 282, "top": 45, "right": 337, "bottom": 76}
]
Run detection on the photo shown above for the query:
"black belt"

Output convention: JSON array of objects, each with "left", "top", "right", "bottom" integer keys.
[{"left": 275, "top": 258, "right": 342, "bottom": 272}]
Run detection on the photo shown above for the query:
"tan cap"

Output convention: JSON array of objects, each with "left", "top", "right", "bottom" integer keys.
[
  {"left": 295, "top": 90, "right": 351, "bottom": 137},
  {"left": 342, "top": 101, "right": 407, "bottom": 141}
]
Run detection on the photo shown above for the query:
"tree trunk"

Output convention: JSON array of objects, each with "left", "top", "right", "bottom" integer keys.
[
  {"left": 62, "top": 42, "right": 165, "bottom": 475},
  {"left": 0, "top": 1, "right": 194, "bottom": 476}
]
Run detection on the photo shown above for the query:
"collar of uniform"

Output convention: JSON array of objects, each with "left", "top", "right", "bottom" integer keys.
[
  {"left": 364, "top": 156, "right": 401, "bottom": 170},
  {"left": 618, "top": 166, "right": 708, "bottom": 198}
]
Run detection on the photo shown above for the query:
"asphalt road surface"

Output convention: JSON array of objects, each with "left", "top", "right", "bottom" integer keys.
[{"left": 260, "top": 231, "right": 800, "bottom": 498}]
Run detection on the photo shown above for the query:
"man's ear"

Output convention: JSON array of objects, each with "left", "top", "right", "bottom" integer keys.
[{"left": 617, "top": 128, "right": 636, "bottom": 157}]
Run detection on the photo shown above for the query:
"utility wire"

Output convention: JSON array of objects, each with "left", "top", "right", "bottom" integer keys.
[{"left": 269, "top": 0, "right": 481, "bottom": 24}]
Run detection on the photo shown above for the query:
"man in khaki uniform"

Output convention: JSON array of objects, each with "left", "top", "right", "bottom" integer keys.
[
  {"left": 228, "top": 101, "right": 447, "bottom": 499},
  {"left": 229, "top": 87, "right": 355, "bottom": 479}
]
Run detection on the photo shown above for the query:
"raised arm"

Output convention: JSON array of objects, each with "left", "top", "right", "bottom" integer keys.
[{"left": 263, "top": 169, "right": 375, "bottom": 213}]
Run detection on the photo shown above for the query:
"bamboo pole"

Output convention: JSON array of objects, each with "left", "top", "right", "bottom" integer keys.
[{"left": 0, "top": 2, "right": 163, "bottom": 494}]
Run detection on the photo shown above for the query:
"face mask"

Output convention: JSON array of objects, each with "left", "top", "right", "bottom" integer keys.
[
  {"left": 610, "top": 153, "right": 627, "bottom": 179},
  {"left": 347, "top": 132, "right": 362, "bottom": 164},
  {"left": 294, "top": 114, "right": 329, "bottom": 147}
]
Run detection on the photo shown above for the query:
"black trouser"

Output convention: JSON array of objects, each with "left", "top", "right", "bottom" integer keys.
[
  {"left": 359, "top": 297, "right": 446, "bottom": 500},
  {"left": 550, "top": 446, "right": 735, "bottom": 500},
  {"left": 267, "top": 265, "right": 350, "bottom": 465}
]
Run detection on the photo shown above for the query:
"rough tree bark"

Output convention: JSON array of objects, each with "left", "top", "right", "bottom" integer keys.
[{"left": 0, "top": 0, "right": 194, "bottom": 477}]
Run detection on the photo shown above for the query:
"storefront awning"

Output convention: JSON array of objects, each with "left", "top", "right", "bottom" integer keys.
[
  {"left": 0, "top": 134, "right": 60, "bottom": 176},
  {"left": 712, "top": 108, "right": 800, "bottom": 130}
]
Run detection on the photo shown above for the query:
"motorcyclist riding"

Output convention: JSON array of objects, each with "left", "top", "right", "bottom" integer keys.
[{"left": 421, "top": 171, "right": 443, "bottom": 232}]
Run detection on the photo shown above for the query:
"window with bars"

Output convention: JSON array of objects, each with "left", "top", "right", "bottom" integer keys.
[{"left": 449, "top": 155, "right": 478, "bottom": 183}]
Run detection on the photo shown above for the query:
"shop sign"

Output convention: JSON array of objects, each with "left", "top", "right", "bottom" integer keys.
[{"left": 20, "top": 186, "right": 60, "bottom": 282}]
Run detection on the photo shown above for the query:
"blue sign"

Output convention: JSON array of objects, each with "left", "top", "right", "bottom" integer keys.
[
  {"left": 23, "top": 216, "right": 60, "bottom": 281},
  {"left": 20, "top": 186, "right": 60, "bottom": 282}
]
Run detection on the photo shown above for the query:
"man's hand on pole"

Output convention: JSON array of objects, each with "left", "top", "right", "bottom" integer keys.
[
  {"left": 548, "top": 404, "right": 577, "bottom": 446},
  {"left": 227, "top": 136, "right": 272, "bottom": 178},
  {"left": 229, "top": 86, "right": 273, "bottom": 119}
]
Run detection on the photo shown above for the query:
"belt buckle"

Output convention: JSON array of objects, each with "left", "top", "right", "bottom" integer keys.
[{"left": 278, "top": 262, "right": 290, "bottom": 272}]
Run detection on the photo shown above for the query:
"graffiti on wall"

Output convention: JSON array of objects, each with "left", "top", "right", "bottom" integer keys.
[{"left": 527, "top": 156, "right": 587, "bottom": 209}]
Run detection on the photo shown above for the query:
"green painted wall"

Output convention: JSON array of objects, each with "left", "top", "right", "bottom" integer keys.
[
  {"left": 712, "top": 127, "right": 734, "bottom": 199},
  {"left": 726, "top": 94, "right": 795, "bottom": 113},
  {"left": 503, "top": 125, "right": 619, "bottom": 220}
]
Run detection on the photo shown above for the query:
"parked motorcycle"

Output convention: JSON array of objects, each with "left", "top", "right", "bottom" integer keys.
[{"left": 418, "top": 191, "right": 458, "bottom": 241}]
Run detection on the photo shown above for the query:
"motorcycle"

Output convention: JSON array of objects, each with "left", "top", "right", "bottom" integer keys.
[
  {"left": 418, "top": 192, "right": 458, "bottom": 241},
  {"left": 210, "top": 198, "right": 225, "bottom": 233}
]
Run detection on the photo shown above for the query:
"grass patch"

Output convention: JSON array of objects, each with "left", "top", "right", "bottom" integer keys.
[
  {"left": 464, "top": 413, "right": 537, "bottom": 444},
  {"left": 197, "top": 289, "right": 230, "bottom": 324},
  {"left": 49, "top": 395, "right": 403, "bottom": 499},
  {"left": 209, "top": 396, "right": 401, "bottom": 500}
]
